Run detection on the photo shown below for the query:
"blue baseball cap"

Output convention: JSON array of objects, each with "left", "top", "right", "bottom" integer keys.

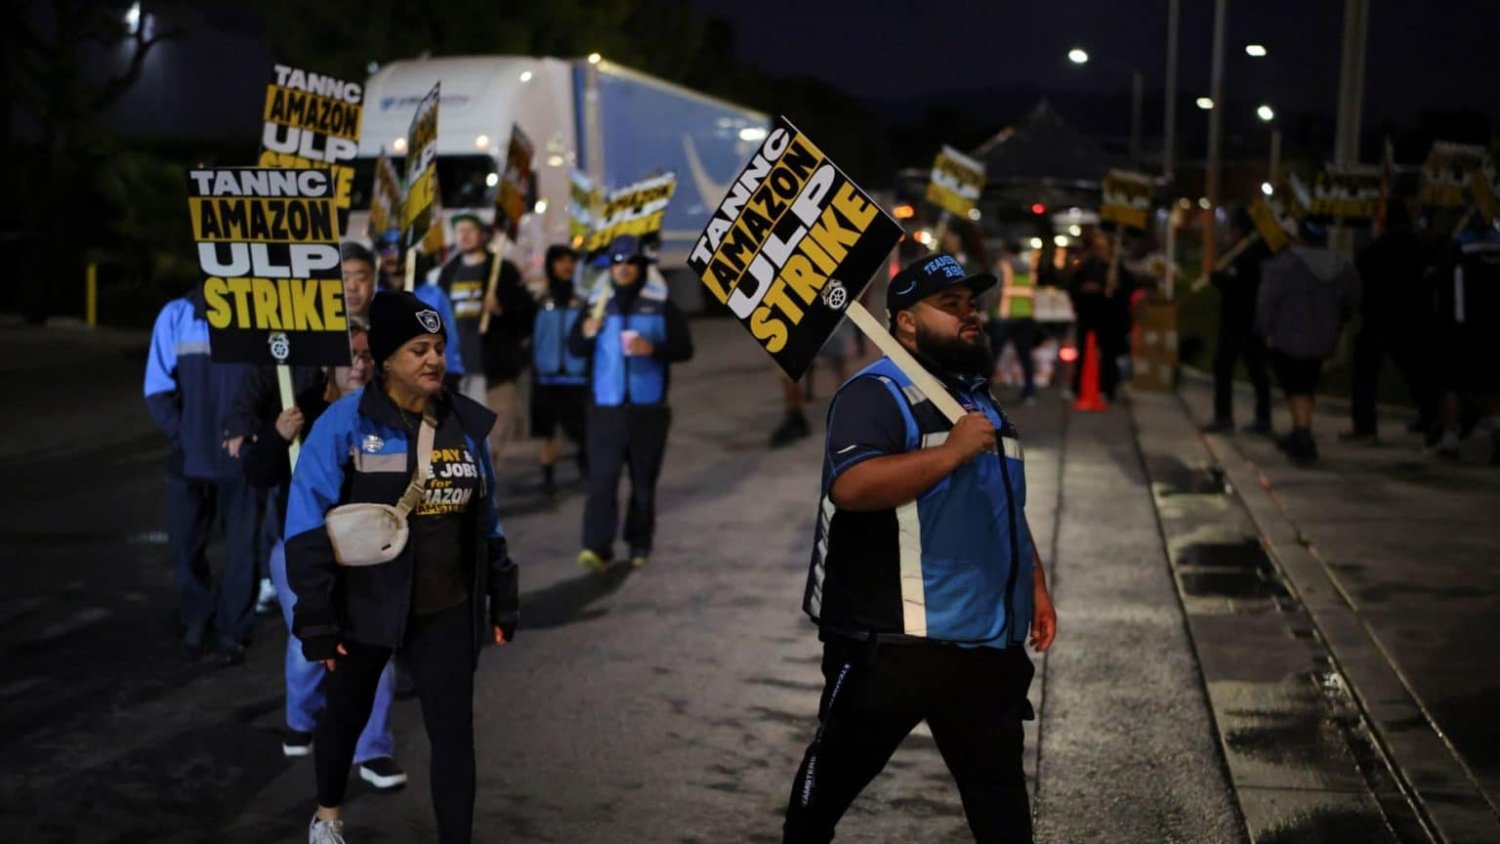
[{"left": 886, "top": 253, "right": 996, "bottom": 320}]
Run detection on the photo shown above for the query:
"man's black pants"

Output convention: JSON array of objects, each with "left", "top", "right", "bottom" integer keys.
[
  {"left": 784, "top": 636, "right": 1036, "bottom": 844},
  {"left": 1350, "top": 317, "right": 1425, "bottom": 436},
  {"left": 316, "top": 602, "right": 476, "bottom": 843},
  {"left": 1211, "top": 315, "right": 1272, "bottom": 424},
  {"left": 165, "top": 472, "right": 259, "bottom": 644},
  {"left": 582, "top": 404, "right": 671, "bottom": 558}
]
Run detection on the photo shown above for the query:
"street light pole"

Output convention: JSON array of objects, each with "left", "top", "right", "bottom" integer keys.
[
  {"left": 1332, "top": 0, "right": 1369, "bottom": 256},
  {"left": 1163, "top": 0, "right": 1180, "bottom": 181},
  {"left": 1130, "top": 69, "right": 1144, "bottom": 162},
  {"left": 1204, "top": 0, "right": 1227, "bottom": 273}
]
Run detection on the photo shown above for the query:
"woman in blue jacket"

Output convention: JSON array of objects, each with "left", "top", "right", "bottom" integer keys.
[{"left": 285, "top": 291, "right": 519, "bottom": 844}]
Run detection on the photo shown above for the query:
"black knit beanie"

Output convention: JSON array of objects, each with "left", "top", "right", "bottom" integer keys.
[{"left": 370, "top": 290, "right": 447, "bottom": 367}]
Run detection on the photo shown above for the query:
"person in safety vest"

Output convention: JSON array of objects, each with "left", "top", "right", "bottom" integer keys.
[
  {"left": 989, "top": 240, "right": 1041, "bottom": 403},
  {"left": 568, "top": 236, "right": 693, "bottom": 570},
  {"left": 782, "top": 252, "right": 1057, "bottom": 844},
  {"left": 531, "top": 245, "right": 589, "bottom": 496}
]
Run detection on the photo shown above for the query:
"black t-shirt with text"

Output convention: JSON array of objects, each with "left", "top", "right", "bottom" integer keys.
[{"left": 409, "top": 411, "right": 480, "bottom": 616}]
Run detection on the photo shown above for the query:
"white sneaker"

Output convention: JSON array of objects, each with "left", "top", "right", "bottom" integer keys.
[
  {"left": 255, "top": 577, "right": 278, "bottom": 616},
  {"left": 358, "top": 756, "right": 408, "bottom": 790},
  {"left": 308, "top": 815, "right": 346, "bottom": 844}
]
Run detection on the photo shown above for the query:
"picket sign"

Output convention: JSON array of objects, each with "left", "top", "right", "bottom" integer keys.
[{"left": 842, "top": 302, "right": 966, "bottom": 424}]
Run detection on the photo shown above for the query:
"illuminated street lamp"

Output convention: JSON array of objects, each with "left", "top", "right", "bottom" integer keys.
[
  {"left": 1245, "top": 43, "right": 1268, "bottom": 57},
  {"left": 1068, "top": 48, "right": 1089, "bottom": 64},
  {"left": 1256, "top": 104, "right": 1275, "bottom": 122},
  {"left": 1196, "top": 97, "right": 1214, "bottom": 110}
]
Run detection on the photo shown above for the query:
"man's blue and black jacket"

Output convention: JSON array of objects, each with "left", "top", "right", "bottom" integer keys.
[{"left": 143, "top": 289, "right": 250, "bottom": 480}]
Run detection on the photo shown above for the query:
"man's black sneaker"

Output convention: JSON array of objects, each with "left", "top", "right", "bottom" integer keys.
[
  {"left": 182, "top": 627, "right": 208, "bottom": 661},
  {"left": 283, "top": 730, "right": 314, "bottom": 757},
  {"left": 217, "top": 640, "right": 247, "bottom": 667},
  {"left": 1200, "top": 417, "right": 1235, "bottom": 434},
  {"left": 358, "top": 756, "right": 408, "bottom": 790}
]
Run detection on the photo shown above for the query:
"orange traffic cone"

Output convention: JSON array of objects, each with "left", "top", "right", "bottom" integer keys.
[{"left": 1072, "top": 331, "right": 1109, "bottom": 412}]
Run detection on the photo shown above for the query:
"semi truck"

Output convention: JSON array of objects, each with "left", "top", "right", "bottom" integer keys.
[{"left": 351, "top": 55, "right": 769, "bottom": 297}]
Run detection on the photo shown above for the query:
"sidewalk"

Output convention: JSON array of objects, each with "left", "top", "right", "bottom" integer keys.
[{"left": 1135, "top": 375, "right": 1500, "bottom": 842}]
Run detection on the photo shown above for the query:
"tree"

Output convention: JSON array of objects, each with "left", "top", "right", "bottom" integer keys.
[{"left": 5, "top": 0, "right": 182, "bottom": 323}]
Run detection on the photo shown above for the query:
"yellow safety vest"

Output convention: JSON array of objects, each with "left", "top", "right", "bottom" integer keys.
[{"left": 998, "top": 269, "right": 1035, "bottom": 319}]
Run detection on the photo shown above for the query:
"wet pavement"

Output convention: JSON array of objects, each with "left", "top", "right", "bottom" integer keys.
[
  {"left": 4, "top": 315, "right": 1472, "bottom": 842},
  {"left": 1156, "top": 374, "right": 1500, "bottom": 843}
]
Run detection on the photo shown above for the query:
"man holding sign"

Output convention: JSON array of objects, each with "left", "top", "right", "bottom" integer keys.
[
  {"left": 687, "top": 116, "right": 1053, "bottom": 842},
  {"left": 784, "top": 254, "right": 1056, "bottom": 843}
]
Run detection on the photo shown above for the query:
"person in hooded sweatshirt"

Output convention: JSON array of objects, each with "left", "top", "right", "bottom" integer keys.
[
  {"left": 530, "top": 245, "right": 589, "bottom": 496},
  {"left": 568, "top": 236, "right": 693, "bottom": 570},
  {"left": 1257, "top": 223, "right": 1363, "bottom": 464}
]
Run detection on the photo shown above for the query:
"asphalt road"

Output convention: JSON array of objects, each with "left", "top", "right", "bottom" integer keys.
[{"left": 0, "top": 318, "right": 1243, "bottom": 843}]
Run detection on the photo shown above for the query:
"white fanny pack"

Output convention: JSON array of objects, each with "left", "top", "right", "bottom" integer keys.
[{"left": 324, "top": 413, "right": 436, "bottom": 567}]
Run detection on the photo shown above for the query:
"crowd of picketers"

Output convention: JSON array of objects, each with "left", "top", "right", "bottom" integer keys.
[
  {"left": 1199, "top": 197, "right": 1499, "bottom": 466},
  {"left": 143, "top": 216, "right": 691, "bottom": 838}
]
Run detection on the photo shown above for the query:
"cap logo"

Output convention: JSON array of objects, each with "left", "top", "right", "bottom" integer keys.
[
  {"left": 923, "top": 255, "right": 965, "bottom": 279},
  {"left": 415, "top": 309, "right": 442, "bottom": 333}
]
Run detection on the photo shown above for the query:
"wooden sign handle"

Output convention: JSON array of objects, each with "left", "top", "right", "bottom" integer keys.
[
  {"left": 1189, "top": 232, "right": 1261, "bottom": 292},
  {"left": 842, "top": 301, "right": 966, "bottom": 424},
  {"left": 277, "top": 363, "right": 301, "bottom": 469},
  {"left": 403, "top": 249, "right": 418, "bottom": 293},
  {"left": 478, "top": 235, "right": 508, "bottom": 335}
]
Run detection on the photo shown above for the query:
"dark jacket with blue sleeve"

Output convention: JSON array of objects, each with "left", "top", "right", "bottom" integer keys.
[
  {"left": 282, "top": 385, "right": 517, "bottom": 662},
  {"left": 143, "top": 290, "right": 251, "bottom": 481}
]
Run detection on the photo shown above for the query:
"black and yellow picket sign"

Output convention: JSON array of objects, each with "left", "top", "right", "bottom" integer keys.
[
  {"left": 569, "top": 170, "right": 600, "bottom": 247},
  {"left": 403, "top": 83, "right": 442, "bottom": 260},
  {"left": 188, "top": 168, "right": 349, "bottom": 366},
  {"left": 583, "top": 174, "right": 677, "bottom": 262},
  {"left": 1419, "top": 142, "right": 1488, "bottom": 209},
  {"left": 1307, "top": 167, "right": 1382, "bottom": 223},
  {"left": 688, "top": 116, "right": 903, "bottom": 382},
  {"left": 368, "top": 153, "right": 402, "bottom": 241},
  {"left": 494, "top": 124, "right": 535, "bottom": 241},
  {"left": 925, "top": 146, "right": 985, "bottom": 218},
  {"left": 1247, "top": 196, "right": 1294, "bottom": 253},
  {"left": 1100, "top": 170, "right": 1154, "bottom": 232},
  {"left": 259, "top": 64, "right": 364, "bottom": 221}
]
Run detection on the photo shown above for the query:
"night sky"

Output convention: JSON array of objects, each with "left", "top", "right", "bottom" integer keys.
[
  {"left": 89, "top": 0, "right": 1498, "bottom": 154},
  {"left": 690, "top": 0, "right": 1500, "bottom": 125}
]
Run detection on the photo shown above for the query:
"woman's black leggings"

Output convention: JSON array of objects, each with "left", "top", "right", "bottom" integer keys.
[{"left": 315, "top": 601, "right": 476, "bottom": 843}]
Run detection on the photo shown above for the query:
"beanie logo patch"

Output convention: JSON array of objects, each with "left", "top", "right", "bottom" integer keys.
[{"left": 415, "top": 310, "right": 442, "bottom": 334}]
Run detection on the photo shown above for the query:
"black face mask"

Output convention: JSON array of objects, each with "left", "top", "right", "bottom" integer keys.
[{"left": 915, "top": 319, "right": 992, "bottom": 377}]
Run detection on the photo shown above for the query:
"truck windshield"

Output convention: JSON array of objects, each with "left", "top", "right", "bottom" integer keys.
[{"left": 349, "top": 155, "right": 498, "bottom": 210}]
